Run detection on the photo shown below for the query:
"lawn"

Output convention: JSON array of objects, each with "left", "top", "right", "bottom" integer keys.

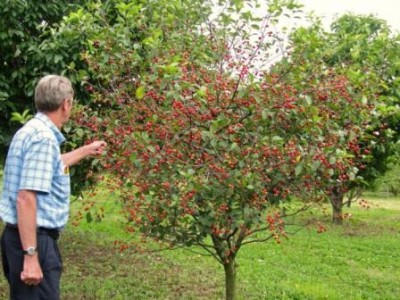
[{"left": 0, "top": 190, "right": 399, "bottom": 299}]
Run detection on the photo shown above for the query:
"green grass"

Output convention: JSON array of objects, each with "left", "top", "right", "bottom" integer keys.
[{"left": 0, "top": 191, "right": 399, "bottom": 299}]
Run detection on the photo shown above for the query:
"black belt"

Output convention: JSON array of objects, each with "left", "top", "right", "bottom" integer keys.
[{"left": 5, "top": 223, "right": 61, "bottom": 241}]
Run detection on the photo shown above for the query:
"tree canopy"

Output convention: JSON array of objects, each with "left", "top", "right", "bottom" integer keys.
[
  {"left": 65, "top": 1, "right": 383, "bottom": 298},
  {"left": 0, "top": 0, "right": 86, "bottom": 152},
  {"left": 272, "top": 12, "right": 400, "bottom": 223}
]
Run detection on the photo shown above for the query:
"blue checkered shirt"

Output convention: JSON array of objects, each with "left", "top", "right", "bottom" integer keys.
[{"left": 0, "top": 112, "right": 70, "bottom": 229}]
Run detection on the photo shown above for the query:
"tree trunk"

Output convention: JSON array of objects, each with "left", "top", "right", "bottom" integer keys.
[
  {"left": 223, "top": 259, "right": 236, "bottom": 300},
  {"left": 346, "top": 188, "right": 363, "bottom": 207},
  {"left": 330, "top": 186, "right": 344, "bottom": 225}
]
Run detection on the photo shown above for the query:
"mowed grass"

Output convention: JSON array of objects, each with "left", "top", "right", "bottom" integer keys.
[
  {"left": 237, "top": 198, "right": 400, "bottom": 299},
  {"left": 0, "top": 190, "right": 399, "bottom": 299}
]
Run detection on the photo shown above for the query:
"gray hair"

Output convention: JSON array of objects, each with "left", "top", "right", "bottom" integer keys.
[{"left": 34, "top": 75, "right": 74, "bottom": 112}]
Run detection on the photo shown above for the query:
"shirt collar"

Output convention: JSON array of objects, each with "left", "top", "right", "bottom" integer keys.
[{"left": 34, "top": 112, "right": 66, "bottom": 145}]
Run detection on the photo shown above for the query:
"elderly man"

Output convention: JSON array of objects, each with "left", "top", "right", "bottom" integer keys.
[{"left": 0, "top": 75, "right": 106, "bottom": 299}]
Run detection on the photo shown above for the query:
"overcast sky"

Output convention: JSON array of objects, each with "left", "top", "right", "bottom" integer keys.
[{"left": 300, "top": 0, "right": 400, "bottom": 32}]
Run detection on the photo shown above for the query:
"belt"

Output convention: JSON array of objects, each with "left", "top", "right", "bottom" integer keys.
[{"left": 5, "top": 223, "right": 61, "bottom": 241}]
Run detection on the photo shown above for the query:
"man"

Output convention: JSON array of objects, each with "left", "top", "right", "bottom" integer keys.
[{"left": 0, "top": 75, "right": 107, "bottom": 299}]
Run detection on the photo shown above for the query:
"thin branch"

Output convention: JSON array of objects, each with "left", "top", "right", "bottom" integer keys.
[{"left": 241, "top": 234, "right": 275, "bottom": 246}]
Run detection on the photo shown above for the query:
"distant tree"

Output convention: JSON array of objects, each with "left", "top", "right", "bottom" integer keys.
[
  {"left": 0, "top": 0, "right": 86, "bottom": 154},
  {"left": 376, "top": 163, "right": 400, "bottom": 196},
  {"left": 273, "top": 13, "right": 400, "bottom": 224}
]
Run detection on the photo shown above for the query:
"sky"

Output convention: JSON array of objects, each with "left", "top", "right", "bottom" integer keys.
[{"left": 300, "top": 0, "right": 400, "bottom": 32}]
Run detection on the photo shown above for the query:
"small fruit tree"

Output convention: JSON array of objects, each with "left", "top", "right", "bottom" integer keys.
[
  {"left": 273, "top": 13, "right": 400, "bottom": 223},
  {"left": 73, "top": 0, "right": 371, "bottom": 298}
]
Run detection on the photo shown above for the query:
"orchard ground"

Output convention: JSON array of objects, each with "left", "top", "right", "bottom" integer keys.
[{"left": 0, "top": 184, "right": 398, "bottom": 299}]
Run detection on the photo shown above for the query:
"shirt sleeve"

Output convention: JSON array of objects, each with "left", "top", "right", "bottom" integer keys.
[{"left": 19, "top": 139, "right": 58, "bottom": 193}]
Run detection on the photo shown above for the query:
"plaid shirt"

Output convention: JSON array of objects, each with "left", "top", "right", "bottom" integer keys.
[{"left": 0, "top": 113, "right": 70, "bottom": 229}]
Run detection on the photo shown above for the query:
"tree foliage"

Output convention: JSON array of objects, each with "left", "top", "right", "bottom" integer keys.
[
  {"left": 1, "top": 0, "right": 171, "bottom": 196},
  {"left": 38, "top": 0, "right": 217, "bottom": 197},
  {"left": 0, "top": 0, "right": 86, "bottom": 153},
  {"left": 69, "top": 1, "right": 377, "bottom": 298},
  {"left": 273, "top": 13, "right": 400, "bottom": 223}
]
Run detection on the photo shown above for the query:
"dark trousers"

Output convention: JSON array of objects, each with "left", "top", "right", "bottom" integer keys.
[{"left": 1, "top": 226, "right": 63, "bottom": 300}]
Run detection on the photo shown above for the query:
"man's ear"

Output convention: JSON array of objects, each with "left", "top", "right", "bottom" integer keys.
[
  {"left": 61, "top": 99, "right": 71, "bottom": 111},
  {"left": 60, "top": 100, "right": 67, "bottom": 112}
]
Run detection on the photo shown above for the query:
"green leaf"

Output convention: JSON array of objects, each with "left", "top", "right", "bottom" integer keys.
[
  {"left": 230, "top": 142, "right": 239, "bottom": 151},
  {"left": 271, "top": 136, "right": 284, "bottom": 144},
  {"left": 91, "top": 158, "right": 99, "bottom": 166},
  {"left": 198, "top": 215, "right": 213, "bottom": 226},
  {"left": 86, "top": 212, "right": 93, "bottom": 223},
  {"left": 136, "top": 86, "right": 145, "bottom": 99},
  {"left": 54, "top": 55, "right": 63, "bottom": 64},
  {"left": 76, "top": 128, "right": 84, "bottom": 137},
  {"left": 129, "top": 153, "right": 137, "bottom": 162},
  {"left": 295, "top": 165, "right": 303, "bottom": 177}
]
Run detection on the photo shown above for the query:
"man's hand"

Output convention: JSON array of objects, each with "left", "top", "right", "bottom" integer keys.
[
  {"left": 86, "top": 140, "right": 107, "bottom": 156},
  {"left": 62, "top": 140, "right": 107, "bottom": 167},
  {"left": 21, "top": 256, "right": 43, "bottom": 286}
]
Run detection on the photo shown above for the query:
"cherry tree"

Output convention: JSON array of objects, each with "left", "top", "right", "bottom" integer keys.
[
  {"left": 71, "top": 0, "right": 372, "bottom": 298},
  {"left": 273, "top": 13, "right": 400, "bottom": 223}
]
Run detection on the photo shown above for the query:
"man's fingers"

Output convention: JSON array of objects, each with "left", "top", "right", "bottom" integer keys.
[
  {"left": 23, "top": 279, "right": 41, "bottom": 286},
  {"left": 21, "top": 272, "right": 43, "bottom": 286}
]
